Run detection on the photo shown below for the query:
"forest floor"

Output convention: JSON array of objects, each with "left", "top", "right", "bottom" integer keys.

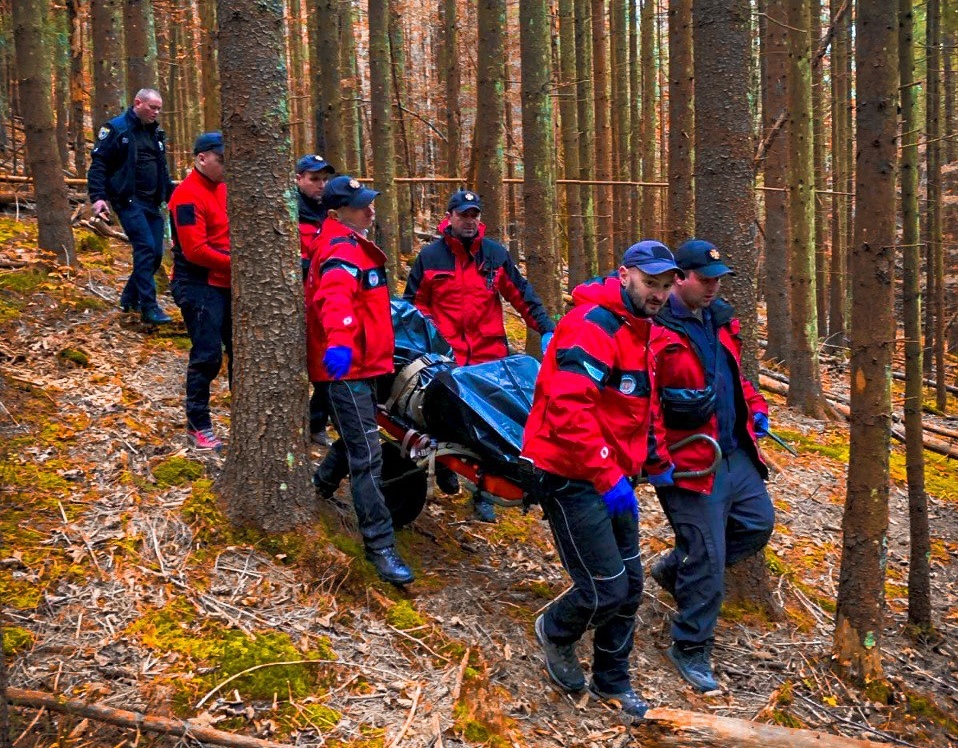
[{"left": 2, "top": 216, "right": 958, "bottom": 748}]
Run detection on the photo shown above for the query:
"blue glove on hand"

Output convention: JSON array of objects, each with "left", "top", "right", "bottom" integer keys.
[
  {"left": 647, "top": 465, "right": 676, "bottom": 488},
  {"left": 753, "top": 412, "right": 770, "bottom": 438},
  {"left": 602, "top": 477, "right": 638, "bottom": 517},
  {"left": 323, "top": 346, "right": 352, "bottom": 380},
  {"left": 541, "top": 332, "right": 554, "bottom": 354}
]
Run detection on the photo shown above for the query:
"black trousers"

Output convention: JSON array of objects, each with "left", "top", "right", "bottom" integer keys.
[
  {"left": 537, "top": 469, "right": 644, "bottom": 694},
  {"left": 315, "top": 379, "right": 395, "bottom": 550}
]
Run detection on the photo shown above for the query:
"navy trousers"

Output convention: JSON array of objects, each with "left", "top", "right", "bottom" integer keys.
[
  {"left": 655, "top": 447, "right": 775, "bottom": 647},
  {"left": 315, "top": 379, "right": 395, "bottom": 551},
  {"left": 171, "top": 281, "right": 232, "bottom": 431},
  {"left": 116, "top": 199, "right": 165, "bottom": 313},
  {"left": 537, "top": 469, "right": 643, "bottom": 694}
]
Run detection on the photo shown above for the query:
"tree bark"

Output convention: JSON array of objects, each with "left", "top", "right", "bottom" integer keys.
[
  {"left": 926, "top": 0, "right": 946, "bottom": 410},
  {"left": 898, "top": 0, "right": 932, "bottom": 633},
  {"left": 389, "top": 0, "right": 414, "bottom": 261},
  {"left": 13, "top": 0, "right": 77, "bottom": 265},
  {"left": 91, "top": 0, "right": 125, "bottom": 127},
  {"left": 811, "top": 0, "right": 827, "bottom": 339},
  {"left": 67, "top": 0, "right": 87, "bottom": 177},
  {"left": 827, "top": 0, "right": 850, "bottom": 342},
  {"left": 215, "top": 0, "right": 313, "bottom": 532},
  {"left": 54, "top": 8, "right": 72, "bottom": 170},
  {"left": 315, "top": 0, "right": 345, "bottom": 169},
  {"left": 198, "top": 0, "right": 221, "bottom": 132},
  {"left": 474, "top": 0, "right": 506, "bottom": 240},
  {"left": 575, "top": 0, "right": 597, "bottom": 283},
  {"left": 441, "top": 0, "right": 461, "bottom": 178},
  {"left": 591, "top": 0, "right": 614, "bottom": 270},
  {"left": 640, "top": 0, "right": 656, "bottom": 234},
  {"left": 559, "top": 0, "right": 586, "bottom": 289},
  {"left": 610, "top": 0, "right": 630, "bottom": 256},
  {"left": 123, "top": 0, "right": 158, "bottom": 92},
  {"left": 339, "top": 0, "right": 362, "bottom": 175},
  {"left": 834, "top": 0, "right": 898, "bottom": 685},
  {"left": 666, "top": 0, "right": 693, "bottom": 249}
]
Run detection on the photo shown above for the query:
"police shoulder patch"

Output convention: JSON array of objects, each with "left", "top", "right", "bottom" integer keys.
[{"left": 97, "top": 126, "right": 110, "bottom": 140}]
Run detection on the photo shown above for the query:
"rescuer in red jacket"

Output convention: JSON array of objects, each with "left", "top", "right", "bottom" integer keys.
[
  {"left": 648, "top": 239, "right": 774, "bottom": 693},
  {"left": 521, "top": 240, "right": 681, "bottom": 721},
  {"left": 305, "top": 175, "right": 413, "bottom": 586}
]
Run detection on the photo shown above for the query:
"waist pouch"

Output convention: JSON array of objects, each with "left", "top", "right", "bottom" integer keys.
[{"left": 660, "top": 386, "right": 716, "bottom": 430}]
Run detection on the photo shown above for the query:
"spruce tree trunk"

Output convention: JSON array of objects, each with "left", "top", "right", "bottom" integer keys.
[
  {"left": 90, "top": 0, "right": 125, "bottom": 126},
  {"left": 198, "top": 0, "right": 220, "bottom": 132},
  {"left": 559, "top": 0, "right": 586, "bottom": 289},
  {"left": 54, "top": 9, "right": 71, "bottom": 170},
  {"left": 339, "top": 1, "right": 361, "bottom": 175},
  {"left": 835, "top": 0, "right": 898, "bottom": 685},
  {"left": 784, "top": 0, "right": 825, "bottom": 417},
  {"left": 389, "top": 0, "right": 414, "bottom": 262},
  {"left": 475, "top": 0, "right": 506, "bottom": 240},
  {"left": 760, "top": 0, "right": 790, "bottom": 363},
  {"left": 828, "top": 0, "right": 850, "bottom": 343},
  {"left": 315, "top": 0, "right": 345, "bottom": 169},
  {"left": 640, "top": 0, "right": 656, "bottom": 234},
  {"left": 215, "top": 0, "right": 313, "bottom": 532},
  {"left": 123, "top": 0, "right": 158, "bottom": 91},
  {"left": 811, "top": 0, "right": 827, "bottom": 340},
  {"left": 13, "top": 0, "right": 77, "bottom": 265},
  {"left": 898, "top": 0, "right": 932, "bottom": 634},
  {"left": 591, "top": 0, "right": 614, "bottom": 270},
  {"left": 628, "top": 0, "right": 640, "bottom": 238},
  {"left": 926, "top": 0, "right": 946, "bottom": 410},
  {"left": 666, "top": 0, "right": 693, "bottom": 249},
  {"left": 368, "top": 0, "right": 400, "bottom": 287},
  {"left": 575, "top": 0, "right": 597, "bottom": 283},
  {"left": 610, "top": 0, "right": 630, "bottom": 256},
  {"left": 67, "top": 0, "right": 86, "bottom": 177},
  {"left": 441, "top": 0, "right": 461, "bottom": 178}
]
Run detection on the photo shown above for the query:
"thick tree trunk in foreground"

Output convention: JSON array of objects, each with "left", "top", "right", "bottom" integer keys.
[{"left": 215, "top": 0, "right": 313, "bottom": 532}]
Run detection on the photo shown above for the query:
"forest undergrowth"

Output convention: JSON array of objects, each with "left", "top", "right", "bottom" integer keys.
[{"left": 1, "top": 216, "right": 957, "bottom": 747}]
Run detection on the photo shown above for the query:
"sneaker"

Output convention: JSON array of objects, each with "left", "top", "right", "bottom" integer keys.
[
  {"left": 666, "top": 643, "right": 718, "bottom": 692},
  {"left": 534, "top": 614, "right": 585, "bottom": 692},
  {"left": 187, "top": 428, "right": 223, "bottom": 452},
  {"left": 650, "top": 553, "right": 677, "bottom": 599},
  {"left": 588, "top": 681, "right": 650, "bottom": 719},
  {"left": 364, "top": 546, "right": 415, "bottom": 585},
  {"left": 310, "top": 431, "right": 330, "bottom": 447},
  {"left": 472, "top": 491, "right": 497, "bottom": 523},
  {"left": 141, "top": 307, "right": 172, "bottom": 325}
]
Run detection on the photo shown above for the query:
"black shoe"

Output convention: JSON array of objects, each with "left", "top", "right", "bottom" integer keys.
[
  {"left": 364, "top": 546, "right": 415, "bottom": 585},
  {"left": 534, "top": 614, "right": 585, "bottom": 692},
  {"left": 472, "top": 492, "right": 497, "bottom": 523},
  {"left": 120, "top": 300, "right": 140, "bottom": 313},
  {"left": 666, "top": 643, "right": 719, "bottom": 692},
  {"left": 435, "top": 467, "right": 460, "bottom": 495},
  {"left": 588, "top": 681, "right": 650, "bottom": 719},
  {"left": 312, "top": 472, "right": 338, "bottom": 500},
  {"left": 650, "top": 553, "right": 677, "bottom": 599},
  {"left": 141, "top": 307, "right": 172, "bottom": 325}
]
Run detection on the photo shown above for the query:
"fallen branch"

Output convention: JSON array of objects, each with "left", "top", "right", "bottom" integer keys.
[
  {"left": 5, "top": 687, "right": 293, "bottom": 748},
  {"left": 384, "top": 684, "right": 421, "bottom": 748},
  {"left": 642, "top": 706, "right": 890, "bottom": 747}
]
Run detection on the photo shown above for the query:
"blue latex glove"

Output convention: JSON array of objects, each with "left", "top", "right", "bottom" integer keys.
[
  {"left": 602, "top": 477, "right": 637, "bottom": 517},
  {"left": 647, "top": 465, "right": 676, "bottom": 488},
  {"left": 323, "top": 346, "right": 352, "bottom": 380},
  {"left": 753, "top": 412, "right": 770, "bottom": 438},
  {"left": 541, "top": 331, "right": 554, "bottom": 354}
]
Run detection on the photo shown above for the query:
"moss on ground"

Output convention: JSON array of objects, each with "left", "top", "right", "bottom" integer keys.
[
  {"left": 2, "top": 626, "right": 35, "bottom": 655},
  {"left": 152, "top": 456, "right": 205, "bottom": 487}
]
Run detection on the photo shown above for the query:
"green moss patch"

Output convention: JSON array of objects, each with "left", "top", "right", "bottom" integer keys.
[
  {"left": 2, "top": 626, "right": 35, "bottom": 655},
  {"left": 153, "top": 456, "right": 205, "bottom": 488},
  {"left": 0, "top": 268, "right": 49, "bottom": 294}
]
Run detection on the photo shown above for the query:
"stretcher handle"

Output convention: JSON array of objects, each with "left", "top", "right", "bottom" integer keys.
[{"left": 635, "top": 433, "right": 722, "bottom": 484}]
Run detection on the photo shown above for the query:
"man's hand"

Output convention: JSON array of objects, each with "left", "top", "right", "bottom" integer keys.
[
  {"left": 648, "top": 465, "right": 676, "bottom": 488},
  {"left": 323, "top": 346, "right": 352, "bottom": 380},
  {"left": 753, "top": 412, "right": 769, "bottom": 438},
  {"left": 91, "top": 200, "right": 111, "bottom": 220},
  {"left": 602, "top": 477, "right": 637, "bottom": 518}
]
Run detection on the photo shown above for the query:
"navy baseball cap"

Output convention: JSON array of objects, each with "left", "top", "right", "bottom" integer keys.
[
  {"left": 674, "top": 239, "right": 735, "bottom": 277},
  {"left": 193, "top": 131, "right": 224, "bottom": 155},
  {"left": 296, "top": 154, "right": 335, "bottom": 175},
  {"left": 447, "top": 190, "right": 482, "bottom": 213},
  {"left": 621, "top": 240, "right": 684, "bottom": 278},
  {"left": 322, "top": 175, "right": 379, "bottom": 210}
]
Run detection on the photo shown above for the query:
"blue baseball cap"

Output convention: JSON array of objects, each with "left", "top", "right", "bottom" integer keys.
[
  {"left": 675, "top": 239, "right": 735, "bottom": 277},
  {"left": 447, "top": 189, "right": 482, "bottom": 213},
  {"left": 621, "top": 240, "right": 684, "bottom": 278},
  {"left": 322, "top": 175, "right": 379, "bottom": 210},
  {"left": 296, "top": 154, "right": 335, "bottom": 175},
  {"left": 193, "top": 131, "right": 224, "bottom": 155}
]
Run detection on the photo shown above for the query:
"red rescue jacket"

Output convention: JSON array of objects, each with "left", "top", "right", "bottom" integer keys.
[
  {"left": 649, "top": 296, "right": 768, "bottom": 493},
  {"left": 305, "top": 218, "right": 394, "bottom": 382},
  {"left": 521, "top": 276, "right": 671, "bottom": 494},
  {"left": 402, "top": 220, "right": 555, "bottom": 364},
  {"left": 168, "top": 168, "right": 230, "bottom": 288}
]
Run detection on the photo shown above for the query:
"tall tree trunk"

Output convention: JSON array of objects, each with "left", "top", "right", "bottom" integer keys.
[
  {"left": 315, "top": 0, "right": 345, "bottom": 169},
  {"left": 926, "top": 0, "right": 946, "bottom": 409},
  {"left": 124, "top": 0, "right": 158, "bottom": 91},
  {"left": 640, "top": 0, "right": 656, "bottom": 234},
  {"left": 441, "top": 0, "right": 461, "bottom": 178},
  {"left": 692, "top": 0, "right": 758, "bottom": 377},
  {"left": 91, "top": 0, "right": 126, "bottom": 126},
  {"left": 811, "top": 0, "right": 827, "bottom": 339},
  {"left": 898, "top": 0, "right": 932, "bottom": 634},
  {"left": 575, "top": 0, "right": 597, "bottom": 283},
  {"left": 667, "top": 0, "right": 693, "bottom": 249},
  {"left": 559, "top": 0, "right": 586, "bottom": 289},
  {"left": 760, "top": 0, "right": 789, "bottom": 363},
  {"left": 828, "top": 0, "right": 849, "bottom": 342},
  {"left": 67, "top": 0, "right": 87, "bottom": 176},
  {"left": 834, "top": 0, "right": 898, "bottom": 685},
  {"left": 215, "top": 0, "right": 313, "bottom": 532},
  {"left": 286, "top": 0, "right": 307, "bottom": 154},
  {"left": 369, "top": 0, "right": 400, "bottom": 287},
  {"left": 945, "top": 32, "right": 956, "bottom": 164},
  {"left": 628, "top": 0, "right": 640, "bottom": 237},
  {"left": 13, "top": 0, "right": 77, "bottom": 265},
  {"left": 520, "top": 0, "right": 560, "bottom": 338},
  {"left": 389, "top": 0, "right": 414, "bottom": 262},
  {"left": 198, "top": 0, "right": 220, "bottom": 132},
  {"left": 784, "top": 0, "right": 826, "bottom": 417},
  {"left": 340, "top": 0, "right": 361, "bottom": 175},
  {"left": 591, "top": 0, "right": 614, "bottom": 269},
  {"left": 475, "top": 0, "right": 506, "bottom": 239},
  {"left": 610, "top": 0, "right": 630, "bottom": 256},
  {"left": 54, "top": 7, "right": 71, "bottom": 170}
]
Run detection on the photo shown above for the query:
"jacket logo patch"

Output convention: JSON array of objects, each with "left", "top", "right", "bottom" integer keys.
[
  {"left": 175, "top": 204, "right": 197, "bottom": 227},
  {"left": 619, "top": 375, "right": 637, "bottom": 395},
  {"left": 583, "top": 360, "right": 605, "bottom": 383},
  {"left": 368, "top": 270, "right": 380, "bottom": 287},
  {"left": 97, "top": 127, "right": 110, "bottom": 140}
]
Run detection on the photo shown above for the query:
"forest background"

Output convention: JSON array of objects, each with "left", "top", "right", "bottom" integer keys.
[{"left": 2, "top": 0, "right": 958, "bottom": 746}]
